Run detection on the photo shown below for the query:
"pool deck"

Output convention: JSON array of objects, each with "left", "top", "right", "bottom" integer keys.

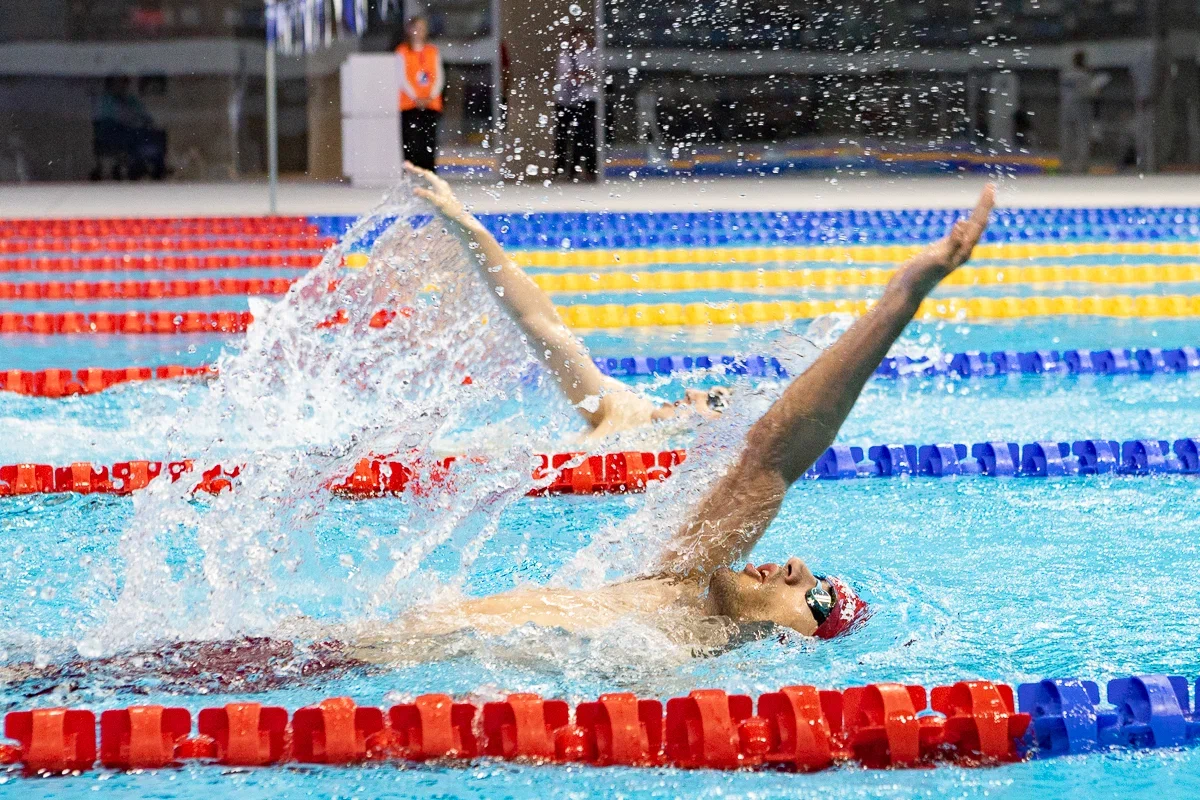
[{"left": 3, "top": 174, "right": 1200, "bottom": 218}]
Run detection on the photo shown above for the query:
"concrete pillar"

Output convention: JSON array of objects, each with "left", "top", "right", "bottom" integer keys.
[
  {"left": 499, "top": 0, "right": 594, "bottom": 183},
  {"left": 307, "top": 71, "right": 343, "bottom": 180}
]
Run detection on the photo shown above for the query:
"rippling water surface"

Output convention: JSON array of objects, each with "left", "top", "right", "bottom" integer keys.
[{"left": 1, "top": 191, "right": 1198, "bottom": 798}]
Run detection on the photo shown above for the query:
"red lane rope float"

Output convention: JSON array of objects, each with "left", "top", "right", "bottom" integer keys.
[
  {"left": 0, "top": 452, "right": 686, "bottom": 498},
  {"left": 0, "top": 254, "right": 321, "bottom": 273},
  {"left": 0, "top": 277, "right": 295, "bottom": 301},
  {"left": 0, "top": 235, "right": 335, "bottom": 256},
  {"left": 0, "top": 306, "right": 402, "bottom": 336},
  {"left": 2, "top": 365, "right": 215, "bottom": 398},
  {"left": 0, "top": 310, "right": 253, "bottom": 335},
  {"left": 0, "top": 681, "right": 1031, "bottom": 774},
  {"left": 0, "top": 216, "right": 317, "bottom": 238}
]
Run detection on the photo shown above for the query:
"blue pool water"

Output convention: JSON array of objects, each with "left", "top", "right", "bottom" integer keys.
[{"left": 3, "top": 204, "right": 1200, "bottom": 798}]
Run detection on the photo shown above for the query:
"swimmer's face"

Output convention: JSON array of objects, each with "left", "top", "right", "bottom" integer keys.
[
  {"left": 649, "top": 387, "right": 731, "bottom": 422},
  {"left": 707, "top": 557, "right": 827, "bottom": 635}
]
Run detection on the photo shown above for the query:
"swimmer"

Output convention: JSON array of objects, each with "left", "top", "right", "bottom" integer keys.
[
  {"left": 2, "top": 184, "right": 994, "bottom": 691},
  {"left": 409, "top": 163, "right": 730, "bottom": 441},
  {"left": 344, "top": 181, "right": 998, "bottom": 658}
]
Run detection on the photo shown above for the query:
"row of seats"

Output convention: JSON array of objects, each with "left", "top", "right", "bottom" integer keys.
[{"left": 3, "top": 675, "right": 1198, "bottom": 774}]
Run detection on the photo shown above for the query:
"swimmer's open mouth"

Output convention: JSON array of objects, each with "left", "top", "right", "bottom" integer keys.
[{"left": 743, "top": 562, "right": 779, "bottom": 583}]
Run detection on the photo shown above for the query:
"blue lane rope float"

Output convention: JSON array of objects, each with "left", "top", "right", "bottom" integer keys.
[
  {"left": 311, "top": 206, "right": 1200, "bottom": 249},
  {"left": 590, "top": 345, "right": 1200, "bottom": 381}
]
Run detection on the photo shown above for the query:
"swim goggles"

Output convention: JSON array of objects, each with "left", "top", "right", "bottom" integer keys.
[
  {"left": 805, "top": 575, "right": 836, "bottom": 625},
  {"left": 706, "top": 388, "right": 731, "bottom": 412}
]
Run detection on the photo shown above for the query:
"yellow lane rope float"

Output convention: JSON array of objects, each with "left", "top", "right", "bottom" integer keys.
[
  {"left": 555, "top": 294, "right": 1200, "bottom": 328},
  {"left": 530, "top": 263, "right": 1200, "bottom": 293},
  {"left": 505, "top": 242, "right": 1200, "bottom": 270}
]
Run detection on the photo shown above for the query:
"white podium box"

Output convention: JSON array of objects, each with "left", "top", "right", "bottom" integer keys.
[
  {"left": 340, "top": 53, "right": 400, "bottom": 117},
  {"left": 341, "top": 117, "right": 402, "bottom": 187},
  {"left": 341, "top": 54, "right": 403, "bottom": 187}
]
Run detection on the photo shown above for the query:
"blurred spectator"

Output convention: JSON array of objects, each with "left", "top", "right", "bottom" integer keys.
[
  {"left": 1130, "top": 45, "right": 1161, "bottom": 172},
  {"left": 395, "top": 15, "right": 444, "bottom": 171},
  {"left": 1058, "top": 51, "right": 1110, "bottom": 174},
  {"left": 554, "top": 26, "right": 599, "bottom": 182},
  {"left": 90, "top": 75, "right": 167, "bottom": 181}
]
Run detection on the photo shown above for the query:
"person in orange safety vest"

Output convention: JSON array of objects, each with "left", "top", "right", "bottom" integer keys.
[{"left": 395, "top": 15, "right": 444, "bottom": 171}]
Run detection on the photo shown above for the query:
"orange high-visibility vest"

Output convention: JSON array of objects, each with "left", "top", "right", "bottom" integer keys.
[{"left": 395, "top": 43, "right": 444, "bottom": 113}]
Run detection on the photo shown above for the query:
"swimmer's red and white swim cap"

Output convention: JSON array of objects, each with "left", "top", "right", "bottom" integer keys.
[{"left": 813, "top": 575, "right": 870, "bottom": 639}]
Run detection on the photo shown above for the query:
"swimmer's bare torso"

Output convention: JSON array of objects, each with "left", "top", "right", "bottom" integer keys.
[{"left": 343, "top": 576, "right": 725, "bottom": 663}]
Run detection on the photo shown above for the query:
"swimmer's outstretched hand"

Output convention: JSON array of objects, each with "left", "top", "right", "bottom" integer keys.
[
  {"left": 899, "top": 183, "right": 995, "bottom": 292},
  {"left": 407, "top": 162, "right": 473, "bottom": 226}
]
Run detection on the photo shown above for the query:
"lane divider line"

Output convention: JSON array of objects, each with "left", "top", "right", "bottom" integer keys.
[
  {"left": 0, "top": 310, "right": 253, "bottom": 335},
  {"left": 4, "top": 345, "right": 1197, "bottom": 398},
  {"left": 0, "top": 217, "right": 317, "bottom": 238},
  {"left": 0, "top": 235, "right": 335, "bottom": 256},
  {"left": 0, "top": 254, "right": 321, "bottom": 273},
  {"left": 556, "top": 293, "right": 1200, "bottom": 328},
  {"left": 531, "top": 262, "right": 1200, "bottom": 292},
  {"left": 2, "top": 434, "right": 1197, "bottom": 499},
  {"left": 0, "top": 278, "right": 294, "bottom": 301},
  {"left": 1, "top": 675, "right": 1199, "bottom": 774},
  {"left": 2, "top": 365, "right": 214, "bottom": 397},
  {"left": 592, "top": 346, "right": 1200, "bottom": 380},
  {"left": 507, "top": 242, "right": 1200, "bottom": 270}
]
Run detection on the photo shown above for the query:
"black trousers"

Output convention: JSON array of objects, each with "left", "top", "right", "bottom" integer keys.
[
  {"left": 401, "top": 109, "right": 440, "bottom": 171},
  {"left": 554, "top": 101, "right": 597, "bottom": 181}
]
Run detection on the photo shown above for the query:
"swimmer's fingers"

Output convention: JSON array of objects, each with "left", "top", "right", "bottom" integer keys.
[
  {"left": 946, "top": 184, "right": 996, "bottom": 267},
  {"left": 404, "top": 161, "right": 451, "bottom": 194}
]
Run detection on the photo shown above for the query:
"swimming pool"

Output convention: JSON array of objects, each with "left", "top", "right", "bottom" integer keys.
[{"left": 2, "top": 193, "right": 1200, "bottom": 798}]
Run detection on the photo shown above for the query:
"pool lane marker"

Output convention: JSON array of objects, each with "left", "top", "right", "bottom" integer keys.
[
  {"left": 505, "top": 241, "right": 1200, "bottom": 270},
  {"left": 1, "top": 436, "right": 1198, "bottom": 499},
  {"left": 2, "top": 676, "right": 1199, "bottom": 774},
  {"left": 4, "top": 292, "right": 1200, "bottom": 336},
  {"left": 531, "top": 262, "right": 1200, "bottom": 292},
  {"left": 0, "top": 234, "right": 335, "bottom": 256},
  {"left": 592, "top": 346, "right": 1200, "bottom": 380},
  {"left": 3, "top": 345, "right": 1197, "bottom": 398},
  {"left": 556, "top": 294, "right": 1200, "bottom": 328},
  {"left": 0, "top": 253, "right": 321, "bottom": 273},
  {"left": 0, "top": 277, "right": 295, "bottom": 300}
]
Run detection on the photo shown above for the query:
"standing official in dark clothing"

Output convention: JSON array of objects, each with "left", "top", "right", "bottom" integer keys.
[
  {"left": 554, "top": 28, "right": 599, "bottom": 182},
  {"left": 395, "top": 15, "right": 444, "bottom": 171}
]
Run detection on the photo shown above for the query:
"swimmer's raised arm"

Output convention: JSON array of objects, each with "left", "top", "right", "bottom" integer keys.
[
  {"left": 657, "top": 184, "right": 996, "bottom": 579},
  {"left": 409, "top": 164, "right": 627, "bottom": 427}
]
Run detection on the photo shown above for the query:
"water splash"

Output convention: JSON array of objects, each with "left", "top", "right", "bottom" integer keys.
[{"left": 80, "top": 180, "right": 576, "bottom": 657}]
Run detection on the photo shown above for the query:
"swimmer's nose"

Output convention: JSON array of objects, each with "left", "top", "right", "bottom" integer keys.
[{"left": 783, "top": 557, "right": 808, "bottom": 586}]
